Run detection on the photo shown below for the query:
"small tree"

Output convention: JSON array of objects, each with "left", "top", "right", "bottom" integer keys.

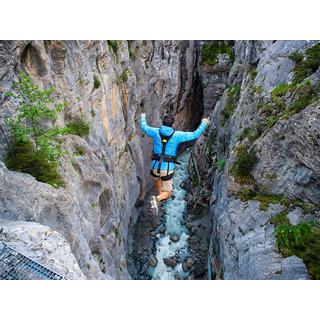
[
  {"left": 5, "top": 71, "right": 66, "bottom": 161},
  {"left": 4, "top": 71, "right": 81, "bottom": 187}
]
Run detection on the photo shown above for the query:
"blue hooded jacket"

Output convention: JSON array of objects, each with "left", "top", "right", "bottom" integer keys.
[{"left": 140, "top": 115, "right": 208, "bottom": 171}]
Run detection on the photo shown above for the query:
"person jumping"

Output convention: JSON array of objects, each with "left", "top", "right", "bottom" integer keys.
[{"left": 140, "top": 112, "right": 209, "bottom": 214}]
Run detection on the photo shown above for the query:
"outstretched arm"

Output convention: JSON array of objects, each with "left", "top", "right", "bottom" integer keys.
[
  {"left": 140, "top": 113, "right": 158, "bottom": 137},
  {"left": 178, "top": 118, "right": 209, "bottom": 143}
]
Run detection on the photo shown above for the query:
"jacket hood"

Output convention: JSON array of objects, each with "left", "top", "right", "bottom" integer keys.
[{"left": 159, "top": 125, "right": 174, "bottom": 136}]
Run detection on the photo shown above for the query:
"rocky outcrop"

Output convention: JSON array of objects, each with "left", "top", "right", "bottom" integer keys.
[
  {"left": 0, "top": 219, "right": 85, "bottom": 279},
  {"left": 0, "top": 40, "right": 202, "bottom": 279},
  {"left": 190, "top": 40, "right": 320, "bottom": 279}
]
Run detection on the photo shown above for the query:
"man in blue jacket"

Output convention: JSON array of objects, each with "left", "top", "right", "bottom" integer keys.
[{"left": 140, "top": 112, "right": 209, "bottom": 213}]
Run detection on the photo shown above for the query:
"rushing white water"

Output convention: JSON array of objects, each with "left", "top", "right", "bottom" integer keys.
[{"left": 148, "top": 149, "right": 191, "bottom": 280}]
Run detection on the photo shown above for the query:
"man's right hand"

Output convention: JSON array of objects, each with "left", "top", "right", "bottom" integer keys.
[
  {"left": 202, "top": 117, "right": 210, "bottom": 124},
  {"left": 141, "top": 112, "right": 146, "bottom": 118}
]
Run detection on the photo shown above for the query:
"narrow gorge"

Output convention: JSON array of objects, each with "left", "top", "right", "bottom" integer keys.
[{"left": 0, "top": 40, "right": 319, "bottom": 280}]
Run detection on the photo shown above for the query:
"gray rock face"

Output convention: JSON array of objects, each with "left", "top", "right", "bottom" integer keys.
[
  {"left": 0, "top": 41, "right": 201, "bottom": 279},
  {"left": 253, "top": 105, "right": 320, "bottom": 203},
  {"left": 281, "top": 256, "right": 311, "bottom": 280},
  {"left": 191, "top": 40, "right": 319, "bottom": 280},
  {"left": 0, "top": 219, "right": 85, "bottom": 279}
]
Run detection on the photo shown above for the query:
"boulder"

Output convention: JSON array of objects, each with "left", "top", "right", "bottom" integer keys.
[
  {"left": 148, "top": 254, "right": 158, "bottom": 268},
  {"left": 163, "top": 257, "right": 177, "bottom": 268},
  {"left": 170, "top": 234, "right": 180, "bottom": 242}
]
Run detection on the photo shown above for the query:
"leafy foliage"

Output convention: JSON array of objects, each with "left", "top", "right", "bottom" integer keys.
[
  {"left": 275, "top": 221, "right": 320, "bottom": 279},
  {"left": 216, "top": 159, "right": 226, "bottom": 171},
  {"left": 200, "top": 41, "right": 234, "bottom": 66},
  {"left": 93, "top": 75, "right": 101, "bottom": 89},
  {"left": 5, "top": 71, "right": 66, "bottom": 161},
  {"left": 4, "top": 71, "right": 90, "bottom": 187},
  {"left": 63, "top": 117, "right": 90, "bottom": 137},
  {"left": 289, "top": 43, "right": 320, "bottom": 83},
  {"left": 231, "top": 144, "right": 257, "bottom": 184},
  {"left": 107, "top": 40, "right": 119, "bottom": 53},
  {"left": 5, "top": 140, "right": 64, "bottom": 187},
  {"left": 117, "top": 69, "right": 130, "bottom": 84},
  {"left": 221, "top": 84, "right": 241, "bottom": 125},
  {"left": 270, "top": 211, "right": 290, "bottom": 227}
]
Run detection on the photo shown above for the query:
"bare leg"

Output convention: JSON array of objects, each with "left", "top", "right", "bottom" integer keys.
[
  {"left": 155, "top": 179, "right": 161, "bottom": 194},
  {"left": 156, "top": 191, "right": 172, "bottom": 202}
]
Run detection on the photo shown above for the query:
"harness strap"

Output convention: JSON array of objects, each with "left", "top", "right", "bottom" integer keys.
[
  {"left": 156, "top": 129, "right": 175, "bottom": 174},
  {"left": 149, "top": 170, "right": 174, "bottom": 181}
]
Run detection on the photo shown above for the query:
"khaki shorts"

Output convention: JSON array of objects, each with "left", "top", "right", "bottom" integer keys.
[{"left": 151, "top": 169, "right": 174, "bottom": 192}]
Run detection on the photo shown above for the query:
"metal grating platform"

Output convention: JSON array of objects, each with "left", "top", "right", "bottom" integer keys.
[{"left": 0, "top": 242, "right": 65, "bottom": 280}]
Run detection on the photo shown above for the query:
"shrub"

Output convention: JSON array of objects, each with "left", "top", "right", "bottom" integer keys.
[
  {"left": 221, "top": 84, "right": 241, "bottom": 125},
  {"left": 4, "top": 72, "right": 90, "bottom": 187},
  {"left": 275, "top": 221, "right": 320, "bottom": 279},
  {"left": 74, "top": 146, "right": 86, "bottom": 156},
  {"left": 200, "top": 41, "right": 234, "bottom": 66},
  {"left": 231, "top": 144, "right": 257, "bottom": 183},
  {"left": 237, "top": 188, "right": 288, "bottom": 211},
  {"left": 117, "top": 69, "right": 130, "bottom": 84},
  {"left": 289, "top": 43, "right": 320, "bottom": 83},
  {"left": 216, "top": 159, "right": 226, "bottom": 171},
  {"left": 63, "top": 117, "right": 90, "bottom": 137},
  {"left": 93, "top": 75, "right": 101, "bottom": 89},
  {"left": 5, "top": 140, "right": 64, "bottom": 187},
  {"left": 107, "top": 40, "right": 119, "bottom": 53},
  {"left": 271, "top": 82, "right": 295, "bottom": 99},
  {"left": 270, "top": 211, "right": 290, "bottom": 227},
  {"left": 238, "top": 126, "right": 262, "bottom": 143}
]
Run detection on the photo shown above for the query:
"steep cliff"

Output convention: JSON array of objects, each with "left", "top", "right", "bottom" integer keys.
[
  {"left": 190, "top": 40, "right": 320, "bottom": 279},
  {"left": 0, "top": 40, "right": 201, "bottom": 279},
  {"left": 1, "top": 40, "right": 319, "bottom": 280}
]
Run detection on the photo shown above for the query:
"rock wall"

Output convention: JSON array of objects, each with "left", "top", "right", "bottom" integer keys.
[
  {"left": 191, "top": 40, "right": 320, "bottom": 279},
  {"left": 0, "top": 40, "right": 202, "bottom": 279}
]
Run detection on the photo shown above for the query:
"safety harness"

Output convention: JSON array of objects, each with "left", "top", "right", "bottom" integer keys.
[{"left": 150, "top": 129, "right": 179, "bottom": 181}]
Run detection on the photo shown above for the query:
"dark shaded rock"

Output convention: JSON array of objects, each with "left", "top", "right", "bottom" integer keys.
[
  {"left": 149, "top": 254, "right": 158, "bottom": 268},
  {"left": 182, "top": 258, "right": 194, "bottom": 272},
  {"left": 163, "top": 257, "right": 177, "bottom": 268},
  {"left": 170, "top": 234, "right": 180, "bottom": 242}
]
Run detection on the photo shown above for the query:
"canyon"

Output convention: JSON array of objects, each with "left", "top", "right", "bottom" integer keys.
[{"left": 0, "top": 40, "right": 319, "bottom": 279}]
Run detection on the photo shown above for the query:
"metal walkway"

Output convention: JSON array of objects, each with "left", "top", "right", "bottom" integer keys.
[{"left": 0, "top": 242, "right": 65, "bottom": 280}]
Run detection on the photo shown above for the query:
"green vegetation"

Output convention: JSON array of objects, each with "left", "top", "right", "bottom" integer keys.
[
  {"left": 238, "top": 126, "right": 263, "bottom": 143},
  {"left": 191, "top": 159, "right": 200, "bottom": 188},
  {"left": 221, "top": 84, "right": 241, "bottom": 125},
  {"left": 128, "top": 41, "right": 136, "bottom": 61},
  {"left": 4, "top": 71, "right": 68, "bottom": 187},
  {"left": 74, "top": 146, "right": 86, "bottom": 157},
  {"left": 107, "top": 40, "right": 119, "bottom": 53},
  {"left": 62, "top": 117, "right": 90, "bottom": 137},
  {"left": 216, "top": 159, "right": 226, "bottom": 171},
  {"left": 249, "top": 65, "right": 257, "bottom": 79},
  {"left": 275, "top": 221, "right": 320, "bottom": 279},
  {"left": 5, "top": 140, "right": 64, "bottom": 188},
  {"left": 238, "top": 185, "right": 319, "bottom": 212},
  {"left": 117, "top": 69, "right": 130, "bottom": 84},
  {"left": 231, "top": 144, "right": 257, "bottom": 184},
  {"left": 271, "top": 82, "right": 295, "bottom": 99},
  {"left": 282, "top": 80, "right": 317, "bottom": 119},
  {"left": 250, "top": 85, "right": 263, "bottom": 95},
  {"left": 289, "top": 43, "right": 320, "bottom": 83},
  {"left": 93, "top": 75, "right": 101, "bottom": 89},
  {"left": 200, "top": 41, "right": 234, "bottom": 66},
  {"left": 261, "top": 79, "right": 317, "bottom": 130},
  {"left": 4, "top": 71, "right": 90, "bottom": 188},
  {"left": 206, "top": 130, "right": 216, "bottom": 159},
  {"left": 237, "top": 187, "right": 288, "bottom": 211},
  {"left": 270, "top": 211, "right": 290, "bottom": 227}
]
